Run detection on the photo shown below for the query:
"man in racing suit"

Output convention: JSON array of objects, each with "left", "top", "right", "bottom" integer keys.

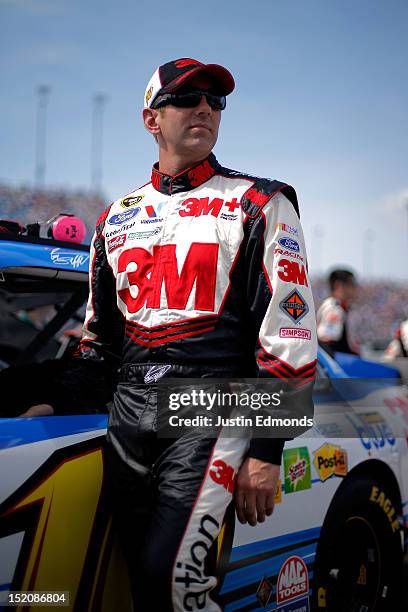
[
  {"left": 27, "top": 58, "right": 317, "bottom": 611},
  {"left": 317, "top": 268, "right": 358, "bottom": 355},
  {"left": 384, "top": 319, "right": 408, "bottom": 360}
]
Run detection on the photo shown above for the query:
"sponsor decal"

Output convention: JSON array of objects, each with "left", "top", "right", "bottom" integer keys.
[
  {"left": 276, "top": 222, "right": 299, "bottom": 236},
  {"left": 120, "top": 194, "right": 144, "bottom": 208},
  {"left": 107, "top": 233, "right": 126, "bottom": 253},
  {"left": 245, "top": 187, "right": 270, "bottom": 208},
  {"left": 179, "top": 196, "right": 240, "bottom": 218},
  {"left": 50, "top": 249, "right": 89, "bottom": 269},
  {"left": 256, "top": 576, "right": 273, "bottom": 608},
  {"left": 317, "top": 587, "right": 326, "bottom": 608},
  {"left": 313, "top": 443, "right": 348, "bottom": 482},
  {"left": 280, "top": 290, "right": 309, "bottom": 324},
  {"left": 283, "top": 448, "right": 311, "bottom": 494},
  {"left": 141, "top": 217, "right": 163, "bottom": 224},
  {"left": 144, "top": 364, "right": 172, "bottom": 383},
  {"left": 357, "top": 564, "right": 367, "bottom": 585},
  {"left": 278, "top": 259, "right": 308, "bottom": 286},
  {"left": 108, "top": 208, "right": 140, "bottom": 225},
  {"left": 105, "top": 221, "right": 136, "bottom": 238},
  {"left": 276, "top": 555, "right": 309, "bottom": 605},
  {"left": 174, "top": 513, "right": 220, "bottom": 610},
  {"left": 145, "top": 202, "right": 166, "bottom": 218},
  {"left": 220, "top": 212, "right": 238, "bottom": 221},
  {"left": 274, "top": 248, "right": 304, "bottom": 262},
  {"left": 128, "top": 228, "right": 161, "bottom": 240},
  {"left": 118, "top": 243, "right": 219, "bottom": 313},
  {"left": 274, "top": 479, "right": 282, "bottom": 504},
  {"left": 280, "top": 328, "right": 311, "bottom": 340},
  {"left": 145, "top": 86, "right": 153, "bottom": 105},
  {"left": 278, "top": 237, "right": 300, "bottom": 252},
  {"left": 346, "top": 412, "right": 396, "bottom": 450},
  {"left": 209, "top": 459, "right": 236, "bottom": 494},
  {"left": 188, "top": 159, "right": 215, "bottom": 187},
  {"left": 277, "top": 596, "right": 310, "bottom": 612},
  {"left": 369, "top": 486, "right": 401, "bottom": 532}
]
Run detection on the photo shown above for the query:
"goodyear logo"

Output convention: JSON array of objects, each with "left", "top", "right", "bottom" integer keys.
[
  {"left": 145, "top": 85, "right": 153, "bottom": 105},
  {"left": 313, "top": 443, "right": 348, "bottom": 482}
]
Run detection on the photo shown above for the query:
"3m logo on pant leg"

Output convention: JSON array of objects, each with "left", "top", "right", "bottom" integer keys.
[
  {"left": 209, "top": 459, "right": 236, "bottom": 494},
  {"left": 118, "top": 243, "right": 219, "bottom": 313}
]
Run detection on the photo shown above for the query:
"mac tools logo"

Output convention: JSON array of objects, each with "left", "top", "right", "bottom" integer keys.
[{"left": 108, "top": 208, "right": 140, "bottom": 225}]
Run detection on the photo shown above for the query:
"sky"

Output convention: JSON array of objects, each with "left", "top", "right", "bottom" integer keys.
[{"left": 1, "top": 0, "right": 407, "bottom": 280}]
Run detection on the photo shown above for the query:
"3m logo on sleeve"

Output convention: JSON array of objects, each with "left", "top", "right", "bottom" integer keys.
[
  {"left": 280, "top": 290, "right": 309, "bottom": 323},
  {"left": 278, "top": 259, "right": 308, "bottom": 286},
  {"left": 276, "top": 555, "right": 309, "bottom": 606}
]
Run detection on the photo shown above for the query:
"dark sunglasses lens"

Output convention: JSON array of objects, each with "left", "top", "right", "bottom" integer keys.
[
  {"left": 172, "top": 93, "right": 202, "bottom": 108},
  {"left": 207, "top": 94, "right": 226, "bottom": 110},
  {"left": 153, "top": 91, "right": 226, "bottom": 110}
]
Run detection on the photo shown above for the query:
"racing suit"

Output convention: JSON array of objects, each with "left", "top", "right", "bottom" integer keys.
[
  {"left": 384, "top": 319, "right": 408, "bottom": 360},
  {"left": 48, "top": 153, "right": 317, "bottom": 611},
  {"left": 317, "top": 296, "right": 357, "bottom": 355}
]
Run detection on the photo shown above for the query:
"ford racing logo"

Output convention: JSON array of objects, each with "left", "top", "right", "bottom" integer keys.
[
  {"left": 278, "top": 237, "right": 300, "bottom": 252},
  {"left": 108, "top": 208, "right": 140, "bottom": 225},
  {"left": 50, "top": 249, "right": 89, "bottom": 269}
]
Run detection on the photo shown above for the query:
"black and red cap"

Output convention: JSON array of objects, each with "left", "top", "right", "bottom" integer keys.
[{"left": 144, "top": 58, "right": 235, "bottom": 108}]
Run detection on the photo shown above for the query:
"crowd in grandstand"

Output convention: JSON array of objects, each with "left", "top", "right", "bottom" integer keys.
[
  {"left": 313, "top": 277, "right": 408, "bottom": 350},
  {"left": 0, "top": 183, "right": 105, "bottom": 240},
  {"left": 1, "top": 183, "right": 407, "bottom": 351}
]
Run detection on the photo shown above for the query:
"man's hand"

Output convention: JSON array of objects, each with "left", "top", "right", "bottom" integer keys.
[
  {"left": 234, "top": 457, "right": 280, "bottom": 526},
  {"left": 20, "top": 404, "right": 54, "bottom": 417}
]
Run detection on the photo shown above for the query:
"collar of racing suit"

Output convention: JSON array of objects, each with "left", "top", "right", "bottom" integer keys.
[{"left": 151, "top": 152, "right": 222, "bottom": 195}]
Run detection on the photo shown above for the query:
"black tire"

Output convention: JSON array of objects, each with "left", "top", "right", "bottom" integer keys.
[{"left": 312, "top": 476, "right": 403, "bottom": 611}]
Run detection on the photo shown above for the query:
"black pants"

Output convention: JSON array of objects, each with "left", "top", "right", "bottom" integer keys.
[{"left": 105, "top": 379, "right": 248, "bottom": 612}]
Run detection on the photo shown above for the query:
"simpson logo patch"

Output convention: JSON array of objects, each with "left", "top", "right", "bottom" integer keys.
[{"left": 280, "top": 290, "right": 309, "bottom": 323}]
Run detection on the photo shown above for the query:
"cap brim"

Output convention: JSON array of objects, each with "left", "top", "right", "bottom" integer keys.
[{"left": 161, "top": 64, "right": 235, "bottom": 96}]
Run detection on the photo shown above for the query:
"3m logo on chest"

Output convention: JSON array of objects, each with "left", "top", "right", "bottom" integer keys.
[
  {"left": 179, "top": 197, "right": 240, "bottom": 217},
  {"left": 117, "top": 243, "right": 219, "bottom": 312}
]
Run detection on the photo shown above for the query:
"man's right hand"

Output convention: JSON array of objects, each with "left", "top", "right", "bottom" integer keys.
[{"left": 20, "top": 404, "right": 54, "bottom": 417}]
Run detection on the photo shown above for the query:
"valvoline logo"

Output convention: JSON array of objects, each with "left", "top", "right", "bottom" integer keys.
[
  {"left": 278, "top": 237, "right": 300, "bottom": 252},
  {"left": 108, "top": 208, "right": 140, "bottom": 225}
]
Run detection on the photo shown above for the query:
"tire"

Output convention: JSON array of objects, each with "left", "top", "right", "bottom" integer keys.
[{"left": 312, "top": 476, "right": 403, "bottom": 611}]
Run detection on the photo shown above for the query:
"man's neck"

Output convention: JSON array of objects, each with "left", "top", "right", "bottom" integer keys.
[{"left": 158, "top": 149, "right": 210, "bottom": 177}]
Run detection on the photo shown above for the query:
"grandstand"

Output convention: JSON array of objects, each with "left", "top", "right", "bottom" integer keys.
[
  {"left": 0, "top": 183, "right": 106, "bottom": 241},
  {"left": 313, "top": 277, "right": 408, "bottom": 351}
]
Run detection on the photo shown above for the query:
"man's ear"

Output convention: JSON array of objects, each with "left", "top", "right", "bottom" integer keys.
[{"left": 142, "top": 108, "right": 161, "bottom": 137}]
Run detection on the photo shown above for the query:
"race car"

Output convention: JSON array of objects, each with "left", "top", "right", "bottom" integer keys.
[{"left": 0, "top": 231, "right": 407, "bottom": 612}]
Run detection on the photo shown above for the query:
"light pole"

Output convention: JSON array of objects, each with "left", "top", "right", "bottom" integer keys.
[
  {"left": 35, "top": 85, "right": 51, "bottom": 187},
  {"left": 91, "top": 93, "right": 108, "bottom": 193}
]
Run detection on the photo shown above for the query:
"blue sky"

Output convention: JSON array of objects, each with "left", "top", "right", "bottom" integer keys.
[{"left": 1, "top": 0, "right": 407, "bottom": 279}]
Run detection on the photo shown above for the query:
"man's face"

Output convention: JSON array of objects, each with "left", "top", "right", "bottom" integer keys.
[{"left": 150, "top": 74, "right": 222, "bottom": 160}]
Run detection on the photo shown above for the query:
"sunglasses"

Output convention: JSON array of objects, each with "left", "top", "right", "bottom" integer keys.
[{"left": 152, "top": 89, "right": 226, "bottom": 111}]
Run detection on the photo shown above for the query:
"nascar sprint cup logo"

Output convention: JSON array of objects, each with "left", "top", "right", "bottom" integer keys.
[{"left": 108, "top": 208, "right": 140, "bottom": 225}]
